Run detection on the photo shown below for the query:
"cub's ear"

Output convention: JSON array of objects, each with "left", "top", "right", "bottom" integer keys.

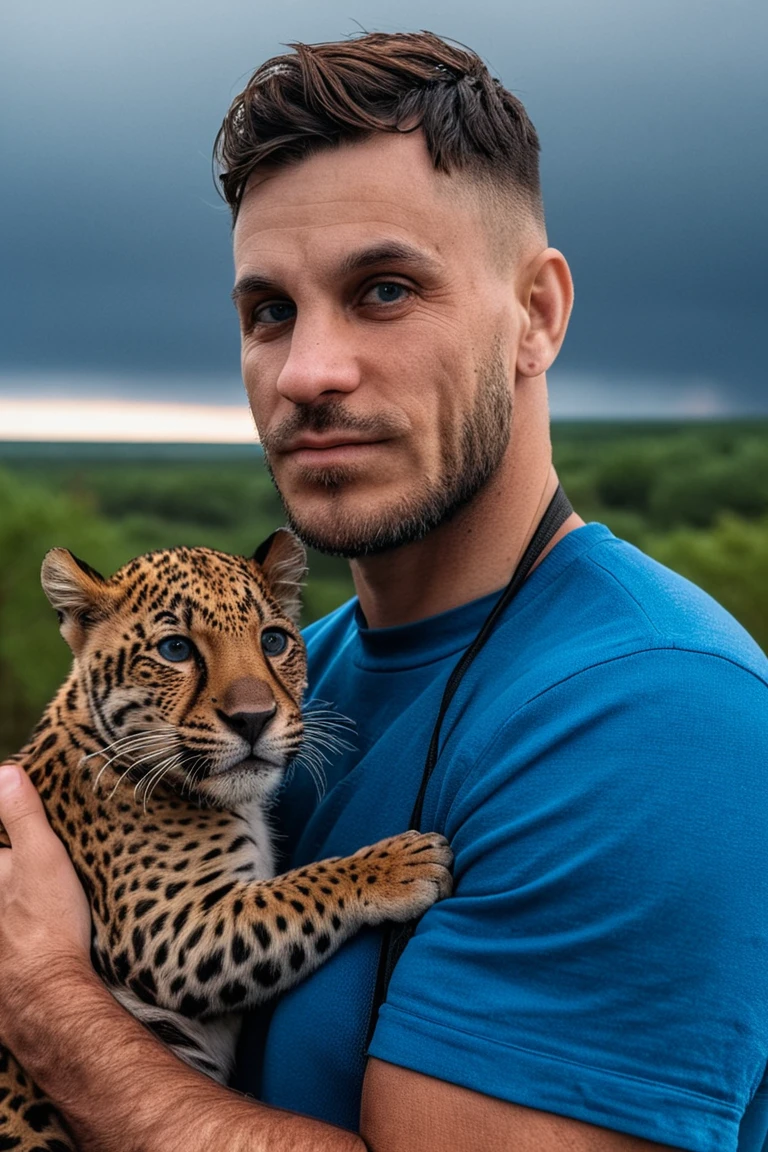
[
  {"left": 41, "top": 548, "right": 109, "bottom": 653},
  {"left": 251, "top": 529, "right": 306, "bottom": 625}
]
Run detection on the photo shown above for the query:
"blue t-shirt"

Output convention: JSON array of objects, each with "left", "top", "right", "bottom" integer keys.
[{"left": 238, "top": 524, "right": 768, "bottom": 1152}]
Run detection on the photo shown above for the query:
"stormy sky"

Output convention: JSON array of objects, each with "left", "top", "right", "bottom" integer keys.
[{"left": 1, "top": 0, "right": 767, "bottom": 418}]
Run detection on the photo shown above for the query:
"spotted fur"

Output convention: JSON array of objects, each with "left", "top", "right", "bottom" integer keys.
[{"left": 0, "top": 530, "right": 452, "bottom": 1151}]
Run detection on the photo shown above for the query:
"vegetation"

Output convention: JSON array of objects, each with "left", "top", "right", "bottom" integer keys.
[{"left": 1, "top": 423, "right": 766, "bottom": 758}]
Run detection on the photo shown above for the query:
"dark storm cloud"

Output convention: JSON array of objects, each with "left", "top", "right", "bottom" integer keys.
[{"left": 1, "top": 0, "right": 766, "bottom": 411}]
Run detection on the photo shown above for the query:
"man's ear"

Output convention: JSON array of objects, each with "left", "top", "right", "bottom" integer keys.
[
  {"left": 40, "top": 549, "right": 109, "bottom": 654},
  {"left": 251, "top": 529, "right": 307, "bottom": 625},
  {"left": 516, "top": 248, "right": 574, "bottom": 379}
]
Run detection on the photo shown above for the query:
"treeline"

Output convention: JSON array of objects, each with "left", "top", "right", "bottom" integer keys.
[
  {"left": 552, "top": 422, "right": 768, "bottom": 658},
  {"left": 0, "top": 424, "right": 766, "bottom": 757}
]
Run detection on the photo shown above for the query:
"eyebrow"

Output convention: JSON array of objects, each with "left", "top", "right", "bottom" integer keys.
[
  {"left": 338, "top": 240, "right": 442, "bottom": 277},
  {"left": 231, "top": 240, "right": 442, "bottom": 304},
  {"left": 231, "top": 274, "right": 278, "bottom": 303}
]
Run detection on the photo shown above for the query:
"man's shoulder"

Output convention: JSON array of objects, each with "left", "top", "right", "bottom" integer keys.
[
  {"left": 440, "top": 530, "right": 768, "bottom": 842},
  {"left": 440, "top": 525, "right": 768, "bottom": 777},
  {"left": 502, "top": 523, "right": 767, "bottom": 686}
]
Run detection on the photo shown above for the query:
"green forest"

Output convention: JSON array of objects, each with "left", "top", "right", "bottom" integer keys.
[{"left": 1, "top": 423, "right": 766, "bottom": 759}]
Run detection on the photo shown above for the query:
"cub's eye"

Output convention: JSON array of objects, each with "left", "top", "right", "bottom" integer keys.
[
  {"left": 157, "top": 636, "right": 194, "bottom": 663},
  {"left": 261, "top": 628, "right": 289, "bottom": 657}
]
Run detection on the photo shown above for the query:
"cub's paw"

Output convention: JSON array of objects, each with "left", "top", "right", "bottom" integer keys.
[{"left": 352, "top": 830, "right": 453, "bottom": 924}]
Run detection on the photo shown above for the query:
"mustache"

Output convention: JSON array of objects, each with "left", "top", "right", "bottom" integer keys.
[{"left": 261, "top": 400, "right": 407, "bottom": 454}]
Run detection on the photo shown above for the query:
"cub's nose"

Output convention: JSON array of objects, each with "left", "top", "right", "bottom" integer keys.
[
  {"left": 218, "top": 708, "right": 275, "bottom": 747},
  {"left": 216, "top": 677, "right": 277, "bottom": 748}
]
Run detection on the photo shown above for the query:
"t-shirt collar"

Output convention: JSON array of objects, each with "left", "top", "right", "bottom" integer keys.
[{"left": 352, "top": 522, "right": 613, "bottom": 672}]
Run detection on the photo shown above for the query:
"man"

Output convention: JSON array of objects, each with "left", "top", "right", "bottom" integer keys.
[{"left": 0, "top": 30, "right": 767, "bottom": 1152}]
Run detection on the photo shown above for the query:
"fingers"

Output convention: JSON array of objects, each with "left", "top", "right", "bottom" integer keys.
[
  {"left": 0, "top": 763, "right": 94, "bottom": 1003},
  {"left": 0, "top": 763, "right": 50, "bottom": 853}
]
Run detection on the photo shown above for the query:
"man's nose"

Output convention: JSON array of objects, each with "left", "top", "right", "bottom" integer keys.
[{"left": 275, "top": 311, "right": 362, "bottom": 406}]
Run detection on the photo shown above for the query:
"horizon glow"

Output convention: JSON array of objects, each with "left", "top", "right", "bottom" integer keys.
[{"left": 0, "top": 398, "right": 259, "bottom": 443}]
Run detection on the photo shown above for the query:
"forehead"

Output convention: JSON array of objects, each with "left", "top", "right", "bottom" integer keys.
[
  {"left": 113, "top": 548, "right": 273, "bottom": 634},
  {"left": 232, "top": 131, "right": 490, "bottom": 276}
]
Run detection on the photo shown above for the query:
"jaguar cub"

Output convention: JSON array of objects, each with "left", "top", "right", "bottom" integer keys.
[{"left": 0, "top": 530, "right": 452, "bottom": 1152}]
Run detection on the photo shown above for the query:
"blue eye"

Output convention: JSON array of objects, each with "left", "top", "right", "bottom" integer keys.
[
  {"left": 365, "top": 282, "right": 408, "bottom": 305},
  {"left": 253, "top": 301, "right": 296, "bottom": 325},
  {"left": 157, "top": 636, "right": 193, "bottom": 663},
  {"left": 261, "top": 628, "right": 289, "bottom": 657}
]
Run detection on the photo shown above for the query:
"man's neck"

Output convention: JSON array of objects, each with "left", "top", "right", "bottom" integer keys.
[{"left": 349, "top": 408, "right": 584, "bottom": 630}]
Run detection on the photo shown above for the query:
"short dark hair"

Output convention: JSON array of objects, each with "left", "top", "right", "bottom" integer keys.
[{"left": 214, "top": 31, "right": 543, "bottom": 224}]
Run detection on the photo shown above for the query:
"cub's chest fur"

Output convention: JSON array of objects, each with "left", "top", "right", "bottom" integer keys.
[{"left": 0, "top": 530, "right": 452, "bottom": 1152}]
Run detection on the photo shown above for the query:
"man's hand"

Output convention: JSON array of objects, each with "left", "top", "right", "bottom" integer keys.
[{"left": 0, "top": 763, "right": 92, "bottom": 1048}]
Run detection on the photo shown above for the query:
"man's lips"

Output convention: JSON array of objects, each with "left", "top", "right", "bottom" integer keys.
[
  {"left": 274, "top": 434, "right": 391, "bottom": 468},
  {"left": 280, "top": 433, "right": 387, "bottom": 453}
]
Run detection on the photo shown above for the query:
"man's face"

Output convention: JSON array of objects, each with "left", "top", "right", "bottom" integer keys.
[{"left": 233, "top": 132, "right": 522, "bottom": 557}]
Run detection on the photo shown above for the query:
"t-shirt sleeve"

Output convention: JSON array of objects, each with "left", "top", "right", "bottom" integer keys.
[{"left": 368, "top": 648, "right": 768, "bottom": 1152}]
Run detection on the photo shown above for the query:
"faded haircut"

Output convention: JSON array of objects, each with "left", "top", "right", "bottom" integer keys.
[{"left": 214, "top": 30, "right": 544, "bottom": 229}]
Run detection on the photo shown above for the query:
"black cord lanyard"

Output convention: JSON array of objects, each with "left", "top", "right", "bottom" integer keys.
[{"left": 365, "top": 484, "right": 573, "bottom": 1049}]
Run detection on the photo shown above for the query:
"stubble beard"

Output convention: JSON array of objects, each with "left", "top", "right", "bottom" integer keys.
[{"left": 260, "top": 343, "right": 513, "bottom": 559}]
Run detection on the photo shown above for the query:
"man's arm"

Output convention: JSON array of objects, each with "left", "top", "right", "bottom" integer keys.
[
  {"left": 362, "top": 1061, "right": 676, "bottom": 1152},
  {"left": 5, "top": 969, "right": 674, "bottom": 1152},
  {"left": 0, "top": 765, "right": 677, "bottom": 1151},
  {"left": 12, "top": 966, "right": 361, "bottom": 1152}
]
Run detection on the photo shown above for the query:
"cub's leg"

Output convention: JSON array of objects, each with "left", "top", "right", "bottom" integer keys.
[
  {"left": 0, "top": 1044, "right": 74, "bottom": 1152},
  {"left": 103, "top": 830, "right": 452, "bottom": 1021}
]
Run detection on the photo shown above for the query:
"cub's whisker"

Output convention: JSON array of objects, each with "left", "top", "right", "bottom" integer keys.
[
  {"left": 105, "top": 743, "right": 180, "bottom": 801},
  {"left": 82, "top": 725, "right": 177, "bottom": 762},
  {"left": 89, "top": 735, "right": 176, "bottom": 789}
]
